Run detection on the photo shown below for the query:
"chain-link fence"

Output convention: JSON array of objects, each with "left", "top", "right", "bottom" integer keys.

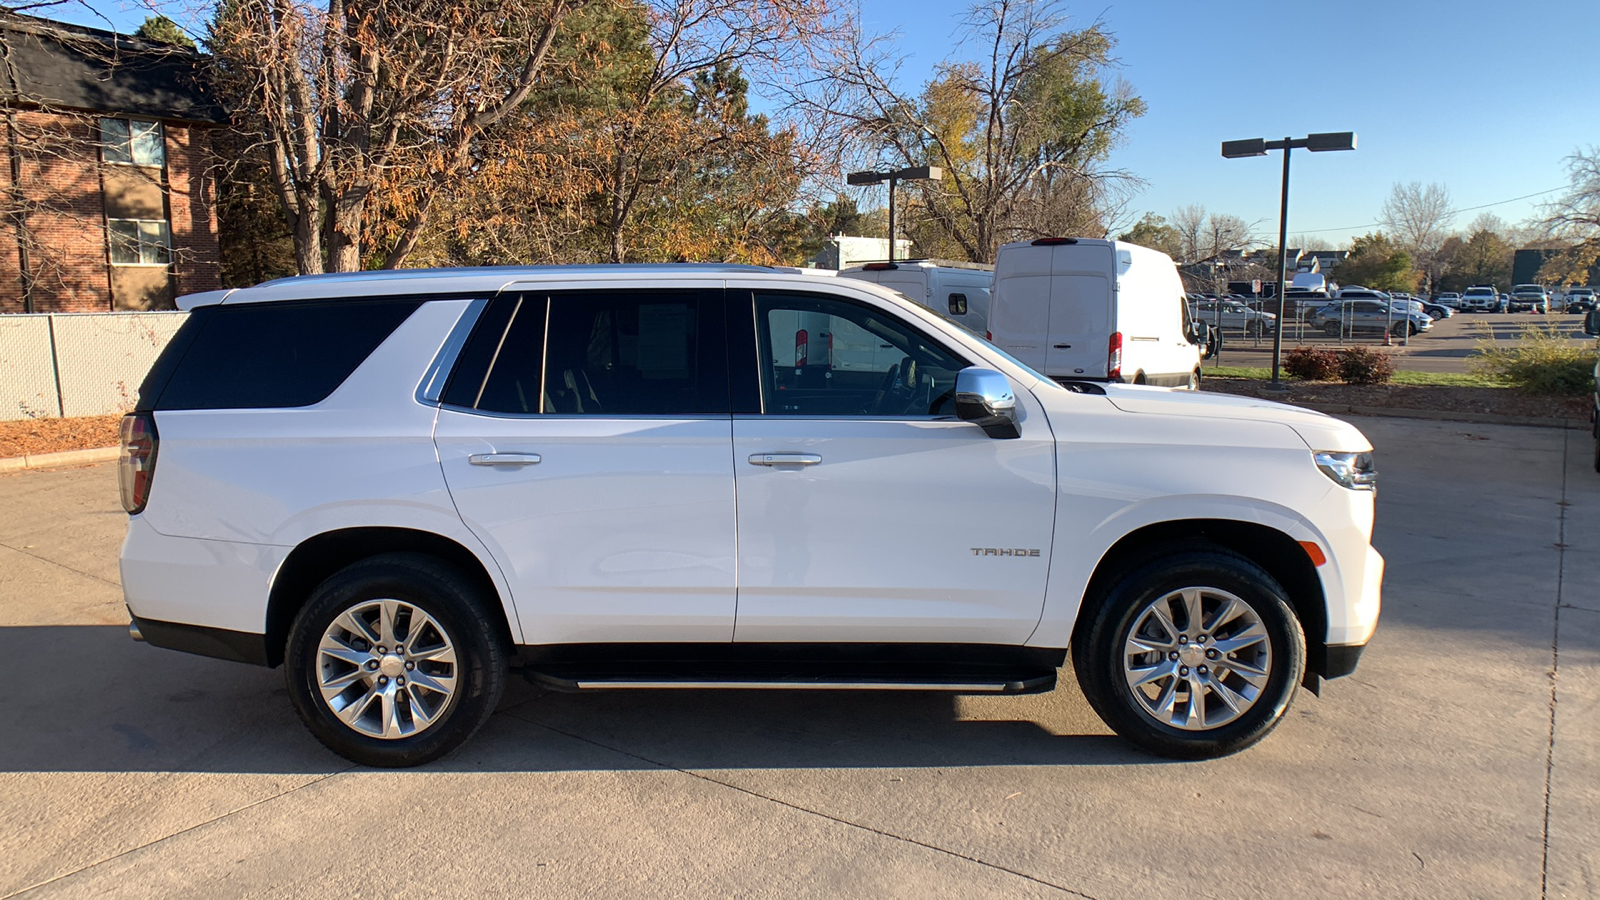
[{"left": 0, "top": 311, "right": 187, "bottom": 420}]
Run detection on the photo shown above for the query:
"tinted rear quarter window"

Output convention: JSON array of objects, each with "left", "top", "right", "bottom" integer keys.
[{"left": 141, "top": 298, "right": 423, "bottom": 411}]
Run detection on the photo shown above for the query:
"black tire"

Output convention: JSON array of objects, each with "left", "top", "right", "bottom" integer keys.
[
  {"left": 1323, "top": 322, "right": 1341, "bottom": 337},
  {"left": 1072, "top": 547, "right": 1306, "bottom": 759},
  {"left": 284, "top": 552, "right": 508, "bottom": 767},
  {"left": 1187, "top": 368, "right": 1200, "bottom": 392}
]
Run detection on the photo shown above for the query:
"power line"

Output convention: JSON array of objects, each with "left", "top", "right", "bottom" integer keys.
[{"left": 1291, "top": 186, "right": 1567, "bottom": 235}]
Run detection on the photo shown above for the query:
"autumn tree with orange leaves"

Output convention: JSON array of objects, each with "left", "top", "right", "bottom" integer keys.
[{"left": 210, "top": 0, "right": 840, "bottom": 272}]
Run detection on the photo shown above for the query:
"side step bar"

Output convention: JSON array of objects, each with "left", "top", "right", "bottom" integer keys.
[{"left": 523, "top": 670, "right": 1057, "bottom": 695}]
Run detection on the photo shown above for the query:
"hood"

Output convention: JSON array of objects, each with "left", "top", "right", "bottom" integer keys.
[{"left": 1100, "top": 383, "right": 1372, "bottom": 452}]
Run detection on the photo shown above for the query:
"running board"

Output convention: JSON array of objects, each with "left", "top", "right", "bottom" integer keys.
[{"left": 522, "top": 670, "right": 1057, "bottom": 695}]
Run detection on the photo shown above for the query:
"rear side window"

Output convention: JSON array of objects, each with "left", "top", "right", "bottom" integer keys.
[
  {"left": 141, "top": 299, "right": 423, "bottom": 410},
  {"left": 443, "top": 290, "right": 728, "bottom": 416}
]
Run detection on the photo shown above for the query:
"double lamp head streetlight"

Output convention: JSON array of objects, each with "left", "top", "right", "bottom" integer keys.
[
  {"left": 1220, "top": 131, "right": 1356, "bottom": 390},
  {"left": 846, "top": 165, "right": 943, "bottom": 263}
]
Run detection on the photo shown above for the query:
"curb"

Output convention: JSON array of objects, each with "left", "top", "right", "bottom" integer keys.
[{"left": 0, "top": 446, "right": 119, "bottom": 473}]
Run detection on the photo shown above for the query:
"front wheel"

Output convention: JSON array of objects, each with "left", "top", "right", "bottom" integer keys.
[
  {"left": 1186, "top": 368, "right": 1200, "bottom": 392},
  {"left": 284, "top": 553, "right": 508, "bottom": 767},
  {"left": 1323, "top": 322, "right": 1341, "bottom": 337},
  {"left": 1072, "top": 548, "right": 1306, "bottom": 759}
]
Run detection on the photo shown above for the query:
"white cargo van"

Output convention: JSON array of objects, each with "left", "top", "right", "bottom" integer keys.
[
  {"left": 839, "top": 260, "right": 993, "bottom": 335},
  {"left": 990, "top": 237, "right": 1205, "bottom": 389}
]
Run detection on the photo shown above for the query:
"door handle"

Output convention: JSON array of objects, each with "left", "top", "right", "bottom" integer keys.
[
  {"left": 748, "top": 453, "right": 822, "bottom": 467},
  {"left": 469, "top": 452, "right": 542, "bottom": 467},
  {"left": 1052, "top": 343, "right": 1072, "bottom": 349}
]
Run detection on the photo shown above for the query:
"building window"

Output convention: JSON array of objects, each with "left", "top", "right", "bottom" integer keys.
[
  {"left": 109, "top": 219, "right": 172, "bottom": 265},
  {"left": 100, "top": 118, "right": 165, "bottom": 167}
]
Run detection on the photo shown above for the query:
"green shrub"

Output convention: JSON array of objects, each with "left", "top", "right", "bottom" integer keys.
[
  {"left": 1337, "top": 347, "right": 1395, "bottom": 385},
  {"left": 1283, "top": 347, "right": 1340, "bottom": 381},
  {"left": 1469, "top": 324, "right": 1596, "bottom": 396}
]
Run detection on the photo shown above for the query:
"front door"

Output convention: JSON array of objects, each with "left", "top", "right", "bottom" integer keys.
[
  {"left": 728, "top": 288, "right": 1058, "bottom": 645},
  {"left": 435, "top": 288, "right": 737, "bottom": 645}
]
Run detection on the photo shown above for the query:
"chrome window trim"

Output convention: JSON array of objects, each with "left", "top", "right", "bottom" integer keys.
[
  {"left": 434, "top": 404, "right": 733, "bottom": 422},
  {"left": 416, "top": 296, "right": 490, "bottom": 405}
]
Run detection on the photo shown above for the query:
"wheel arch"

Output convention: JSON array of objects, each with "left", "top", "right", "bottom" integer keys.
[
  {"left": 266, "top": 527, "right": 515, "bottom": 667},
  {"left": 1072, "top": 519, "right": 1329, "bottom": 682}
]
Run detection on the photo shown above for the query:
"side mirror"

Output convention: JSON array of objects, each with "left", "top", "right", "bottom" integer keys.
[
  {"left": 1191, "top": 319, "right": 1210, "bottom": 346},
  {"left": 954, "top": 367, "right": 1021, "bottom": 439},
  {"left": 1585, "top": 310, "right": 1600, "bottom": 337}
]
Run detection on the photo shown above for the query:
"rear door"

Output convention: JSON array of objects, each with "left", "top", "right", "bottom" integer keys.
[
  {"left": 1044, "top": 243, "right": 1115, "bottom": 379},
  {"left": 435, "top": 287, "right": 737, "bottom": 644}
]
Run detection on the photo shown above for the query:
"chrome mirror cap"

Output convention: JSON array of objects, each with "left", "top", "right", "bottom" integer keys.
[{"left": 954, "top": 367, "right": 1021, "bottom": 439}]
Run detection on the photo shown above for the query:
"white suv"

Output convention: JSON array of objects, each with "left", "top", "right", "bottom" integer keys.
[{"left": 119, "top": 266, "right": 1383, "bottom": 767}]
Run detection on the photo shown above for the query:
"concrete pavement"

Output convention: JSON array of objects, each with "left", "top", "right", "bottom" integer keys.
[{"left": 1, "top": 416, "right": 1595, "bottom": 898}]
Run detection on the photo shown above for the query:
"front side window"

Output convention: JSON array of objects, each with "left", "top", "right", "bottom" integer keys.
[
  {"left": 100, "top": 118, "right": 165, "bottom": 167},
  {"left": 753, "top": 291, "right": 967, "bottom": 418},
  {"left": 445, "top": 291, "right": 723, "bottom": 416},
  {"left": 108, "top": 219, "right": 171, "bottom": 265}
]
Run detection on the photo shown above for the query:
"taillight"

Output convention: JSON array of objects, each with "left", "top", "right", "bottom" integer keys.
[
  {"left": 985, "top": 331, "right": 992, "bottom": 341},
  {"left": 862, "top": 262, "right": 899, "bottom": 271},
  {"left": 1031, "top": 237, "right": 1078, "bottom": 246},
  {"left": 119, "top": 412, "right": 159, "bottom": 514},
  {"left": 1107, "top": 332, "right": 1123, "bottom": 381}
]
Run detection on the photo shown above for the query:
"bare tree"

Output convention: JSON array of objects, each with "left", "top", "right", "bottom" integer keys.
[
  {"left": 794, "top": 0, "right": 1144, "bottom": 263},
  {"left": 1378, "top": 181, "right": 1453, "bottom": 291},
  {"left": 1169, "top": 203, "right": 1255, "bottom": 264},
  {"left": 1534, "top": 147, "right": 1600, "bottom": 285},
  {"left": 210, "top": 0, "right": 582, "bottom": 273}
]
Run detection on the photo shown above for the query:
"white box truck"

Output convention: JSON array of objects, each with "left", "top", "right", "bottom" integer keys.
[
  {"left": 838, "top": 260, "right": 994, "bottom": 336},
  {"left": 989, "top": 237, "right": 1206, "bottom": 390}
]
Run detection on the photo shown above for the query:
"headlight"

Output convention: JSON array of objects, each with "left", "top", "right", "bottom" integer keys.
[{"left": 1314, "top": 450, "right": 1376, "bottom": 490}]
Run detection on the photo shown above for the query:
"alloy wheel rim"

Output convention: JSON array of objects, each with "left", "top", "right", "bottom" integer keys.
[
  {"left": 316, "top": 599, "right": 459, "bottom": 739},
  {"left": 1122, "top": 587, "right": 1272, "bottom": 731}
]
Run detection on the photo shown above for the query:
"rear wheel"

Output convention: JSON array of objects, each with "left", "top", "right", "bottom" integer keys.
[
  {"left": 1073, "top": 548, "right": 1305, "bottom": 759},
  {"left": 285, "top": 553, "right": 507, "bottom": 767}
]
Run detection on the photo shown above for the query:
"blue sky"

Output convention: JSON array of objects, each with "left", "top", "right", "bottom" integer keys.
[
  {"left": 854, "top": 0, "right": 1599, "bottom": 246},
  {"left": 52, "top": 0, "right": 1598, "bottom": 249}
]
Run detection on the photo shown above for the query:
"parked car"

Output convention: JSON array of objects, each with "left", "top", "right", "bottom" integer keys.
[
  {"left": 1509, "top": 284, "right": 1550, "bottom": 313},
  {"left": 1189, "top": 298, "right": 1278, "bottom": 336},
  {"left": 1434, "top": 292, "right": 1462, "bottom": 309},
  {"left": 1460, "top": 286, "right": 1502, "bottom": 312},
  {"left": 1417, "top": 299, "right": 1454, "bottom": 319},
  {"left": 1564, "top": 287, "right": 1597, "bottom": 313},
  {"left": 120, "top": 264, "right": 1382, "bottom": 767},
  {"left": 1313, "top": 298, "right": 1433, "bottom": 337}
]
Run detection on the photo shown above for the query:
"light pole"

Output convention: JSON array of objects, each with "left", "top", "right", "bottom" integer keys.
[
  {"left": 1221, "top": 132, "right": 1356, "bottom": 389},
  {"left": 846, "top": 165, "right": 944, "bottom": 263}
]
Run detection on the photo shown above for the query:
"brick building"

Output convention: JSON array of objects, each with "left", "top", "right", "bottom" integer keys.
[{"left": 1, "top": 14, "right": 226, "bottom": 313}]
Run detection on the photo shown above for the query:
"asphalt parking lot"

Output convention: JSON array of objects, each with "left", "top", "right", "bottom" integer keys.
[
  {"left": 1, "top": 415, "right": 1597, "bottom": 899},
  {"left": 1213, "top": 310, "right": 1594, "bottom": 374}
]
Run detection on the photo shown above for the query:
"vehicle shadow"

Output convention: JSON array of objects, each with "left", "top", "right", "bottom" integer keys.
[{"left": 1, "top": 625, "right": 1153, "bottom": 775}]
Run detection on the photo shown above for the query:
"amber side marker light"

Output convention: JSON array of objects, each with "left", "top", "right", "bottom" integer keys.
[{"left": 1298, "top": 541, "right": 1327, "bottom": 567}]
